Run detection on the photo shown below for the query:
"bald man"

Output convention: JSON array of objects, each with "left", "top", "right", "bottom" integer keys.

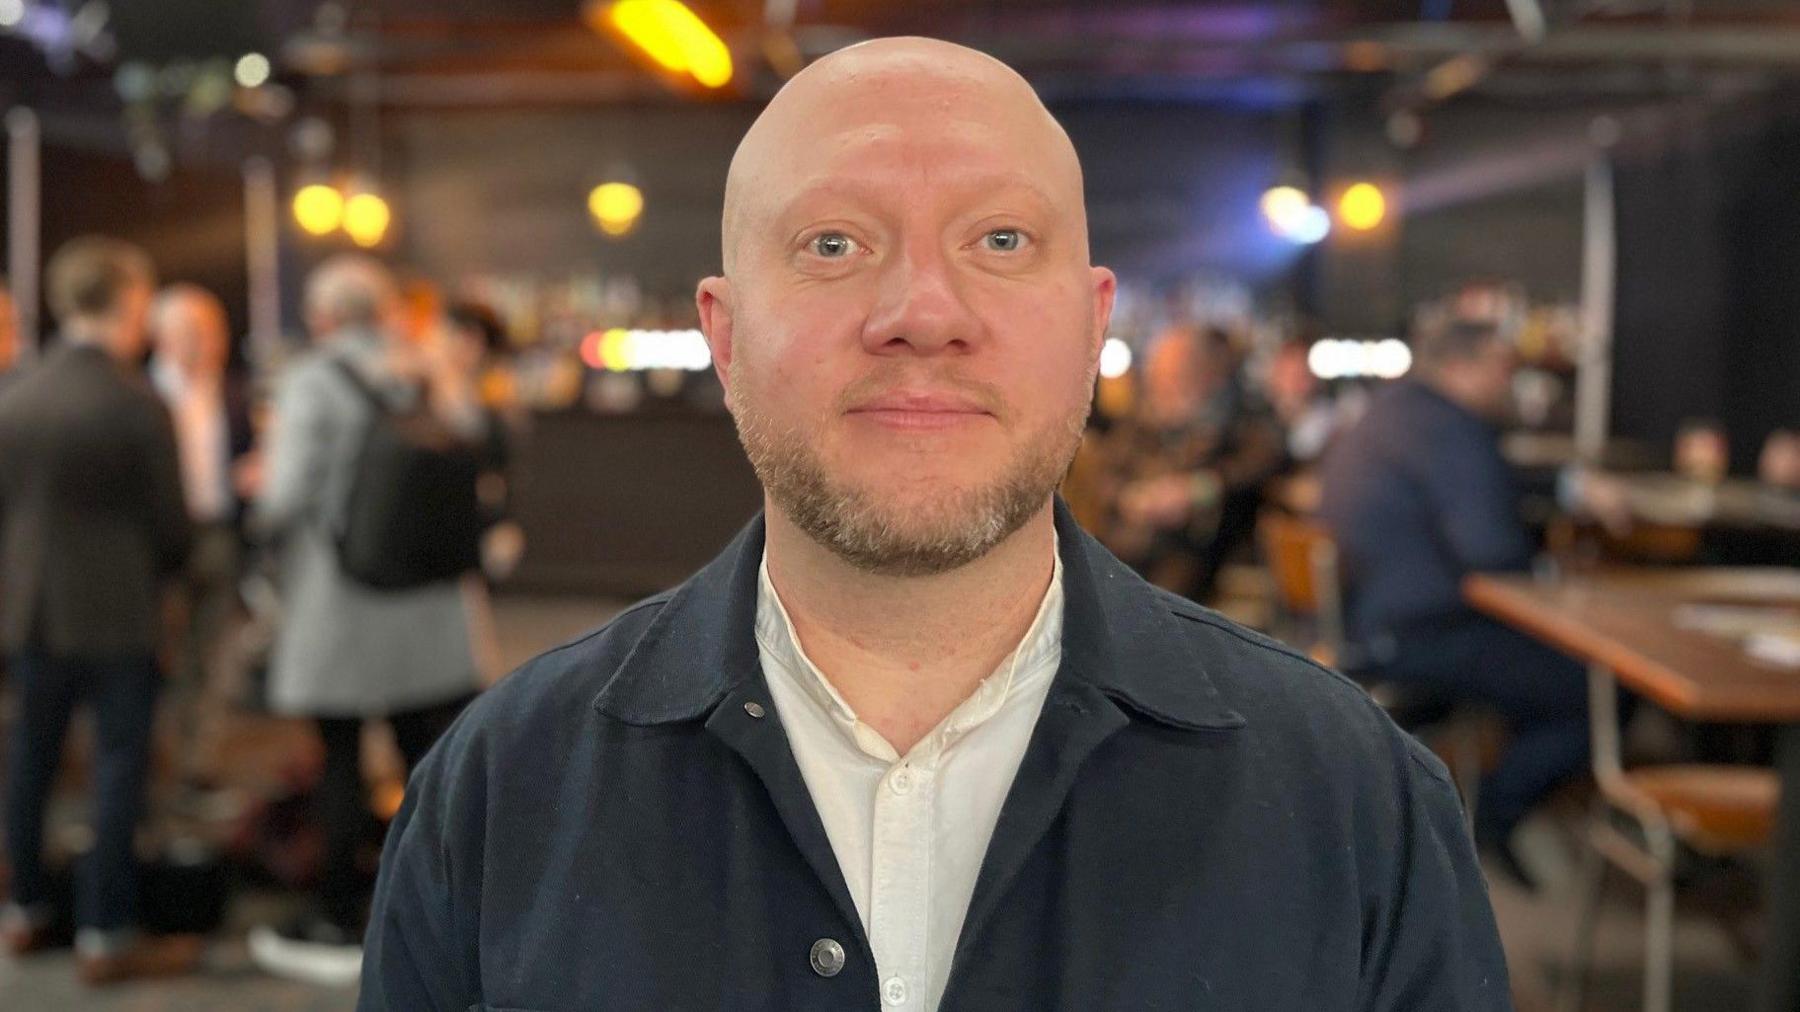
[
  {"left": 362, "top": 39, "right": 1509, "bottom": 1011},
  {"left": 147, "top": 285, "right": 254, "bottom": 786}
]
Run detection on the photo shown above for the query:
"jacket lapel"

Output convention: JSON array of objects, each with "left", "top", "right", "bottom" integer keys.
[
  {"left": 591, "top": 516, "right": 870, "bottom": 954},
  {"left": 591, "top": 500, "right": 1250, "bottom": 986},
  {"left": 950, "top": 500, "right": 1248, "bottom": 970}
]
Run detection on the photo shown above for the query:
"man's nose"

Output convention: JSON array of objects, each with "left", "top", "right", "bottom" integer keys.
[{"left": 859, "top": 242, "right": 983, "bottom": 357}]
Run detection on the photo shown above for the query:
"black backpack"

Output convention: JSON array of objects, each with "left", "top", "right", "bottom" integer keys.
[{"left": 331, "top": 360, "right": 484, "bottom": 589}]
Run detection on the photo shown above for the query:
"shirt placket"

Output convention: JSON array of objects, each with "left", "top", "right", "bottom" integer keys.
[{"left": 868, "top": 754, "right": 933, "bottom": 1011}]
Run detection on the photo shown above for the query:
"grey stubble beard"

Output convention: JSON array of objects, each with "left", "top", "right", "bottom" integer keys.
[{"left": 729, "top": 379, "right": 1089, "bottom": 577}]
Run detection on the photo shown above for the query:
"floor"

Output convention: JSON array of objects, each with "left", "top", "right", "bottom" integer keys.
[{"left": 0, "top": 591, "right": 1766, "bottom": 1010}]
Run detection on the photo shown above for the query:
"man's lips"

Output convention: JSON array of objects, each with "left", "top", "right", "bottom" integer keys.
[{"left": 844, "top": 391, "right": 994, "bottom": 430}]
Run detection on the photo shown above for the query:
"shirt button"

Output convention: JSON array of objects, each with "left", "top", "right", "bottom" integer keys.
[
  {"left": 889, "top": 768, "right": 913, "bottom": 795},
  {"left": 809, "top": 938, "right": 845, "bottom": 978},
  {"left": 883, "top": 976, "right": 909, "bottom": 1006}
]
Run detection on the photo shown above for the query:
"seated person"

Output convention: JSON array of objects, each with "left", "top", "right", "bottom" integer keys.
[
  {"left": 1083, "top": 326, "right": 1284, "bottom": 602},
  {"left": 1317, "top": 316, "right": 1590, "bottom": 885}
]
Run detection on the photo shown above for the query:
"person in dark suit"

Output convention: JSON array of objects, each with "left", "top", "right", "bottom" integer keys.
[
  {"left": 0, "top": 237, "right": 199, "bottom": 983},
  {"left": 1317, "top": 316, "right": 1590, "bottom": 885}
]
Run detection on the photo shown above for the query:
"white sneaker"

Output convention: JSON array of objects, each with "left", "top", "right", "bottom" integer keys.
[{"left": 248, "top": 918, "right": 363, "bottom": 988}]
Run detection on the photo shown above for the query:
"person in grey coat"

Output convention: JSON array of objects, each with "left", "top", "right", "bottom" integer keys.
[{"left": 246, "top": 254, "right": 490, "bottom": 985}]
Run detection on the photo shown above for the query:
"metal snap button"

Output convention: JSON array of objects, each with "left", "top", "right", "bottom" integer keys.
[
  {"left": 809, "top": 937, "right": 845, "bottom": 977},
  {"left": 744, "top": 701, "right": 766, "bottom": 718}
]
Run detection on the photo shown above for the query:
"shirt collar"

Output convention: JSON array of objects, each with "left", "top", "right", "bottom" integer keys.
[
  {"left": 592, "top": 499, "right": 1245, "bottom": 733},
  {"left": 149, "top": 356, "right": 221, "bottom": 401},
  {"left": 752, "top": 534, "right": 1065, "bottom": 748}
]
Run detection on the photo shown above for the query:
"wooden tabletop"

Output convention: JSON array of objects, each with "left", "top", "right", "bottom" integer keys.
[{"left": 1464, "top": 568, "right": 1800, "bottom": 722}]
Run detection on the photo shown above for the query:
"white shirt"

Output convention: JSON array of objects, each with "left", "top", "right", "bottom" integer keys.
[
  {"left": 755, "top": 541, "right": 1064, "bottom": 1012},
  {"left": 151, "top": 358, "right": 233, "bottom": 523}
]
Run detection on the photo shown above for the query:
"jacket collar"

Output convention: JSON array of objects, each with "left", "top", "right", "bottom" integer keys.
[{"left": 592, "top": 498, "right": 1246, "bottom": 732}]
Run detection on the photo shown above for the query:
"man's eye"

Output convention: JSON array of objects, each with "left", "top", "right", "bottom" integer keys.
[
  {"left": 809, "top": 234, "right": 859, "bottom": 258},
  {"left": 983, "top": 229, "right": 1027, "bottom": 252}
]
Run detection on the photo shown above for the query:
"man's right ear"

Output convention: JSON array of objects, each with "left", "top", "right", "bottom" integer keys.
[{"left": 696, "top": 276, "right": 735, "bottom": 393}]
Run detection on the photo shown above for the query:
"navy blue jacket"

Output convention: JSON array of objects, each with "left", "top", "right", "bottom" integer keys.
[
  {"left": 361, "top": 502, "right": 1510, "bottom": 1011},
  {"left": 1316, "top": 380, "right": 1535, "bottom": 645}
]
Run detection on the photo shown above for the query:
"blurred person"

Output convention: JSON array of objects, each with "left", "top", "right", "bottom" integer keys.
[
  {"left": 1317, "top": 317, "right": 1589, "bottom": 886},
  {"left": 1089, "top": 325, "right": 1285, "bottom": 601},
  {"left": 362, "top": 38, "right": 1507, "bottom": 1010},
  {"left": 0, "top": 275, "right": 19, "bottom": 390},
  {"left": 246, "top": 255, "right": 490, "bottom": 985},
  {"left": 443, "top": 301, "right": 525, "bottom": 582},
  {"left": 1674, "top": 418, "right": 1731, "bottom": 484},
  {"left": 1758, "top": 429, "right": 1800, "bottom": 491},
  {"left": 147, "top": 284, "right": 255, "bottom": 789},
  {"left": 0, "top": 237, "right": 200, "bottom": 982},
  {"left": 1265, "top": 338, "right": 1349, "bottom": 465}
]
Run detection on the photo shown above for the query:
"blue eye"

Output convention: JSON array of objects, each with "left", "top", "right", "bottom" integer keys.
[
  {"left": 810, "top": 233, "right": 859, "bottom": 258},
  {"left": 984, "top": 229, "right": 1027, "bottom": 252}
]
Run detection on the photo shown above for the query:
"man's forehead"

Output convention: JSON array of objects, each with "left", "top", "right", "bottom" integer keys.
[
  {"left": 770, "top": 166, "right": 1058, "bottom": 221},
  {"left": 721, "top": 38, "right": 1085, "bottom": 267}
]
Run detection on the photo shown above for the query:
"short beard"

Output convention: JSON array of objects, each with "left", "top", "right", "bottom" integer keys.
[{"left": 729, "top": 383, "right": 1088, "bottom": 577}]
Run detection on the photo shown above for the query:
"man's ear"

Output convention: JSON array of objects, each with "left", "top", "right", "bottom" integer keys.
[
  {"left": 696, "top": 276, "right": 736, "bottom": 394},
  {"left": 1089, "top": 266, "right": 1117, "bottom": 362}
]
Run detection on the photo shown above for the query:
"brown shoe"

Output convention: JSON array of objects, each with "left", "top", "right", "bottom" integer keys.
[{"left": 76, "top": 934, "right": 204, "bottom": 985}]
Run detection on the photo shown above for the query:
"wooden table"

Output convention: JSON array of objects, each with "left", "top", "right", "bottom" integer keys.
[{"left": 1465, "top": 568, "right": 1800, "bottom": 1011}]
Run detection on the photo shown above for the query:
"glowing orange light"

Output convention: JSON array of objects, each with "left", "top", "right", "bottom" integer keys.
[
  {"left": 343, "top": 192, "right": 392, "bottom": 247},
  {"left": 292, "top": 184, "right": 343, "bottom": 236},
  {"left": 1338, "top": 182, "right": 1388, "bottom": 232},
  {"left": 598, "top": 0, "right": 733, "bottom": 89},
  {"left": 587, "top": 182, "right": 644, "bottom": 237},
  {"left": 580, "top": 330, "right": 608, "bottom": 370}
]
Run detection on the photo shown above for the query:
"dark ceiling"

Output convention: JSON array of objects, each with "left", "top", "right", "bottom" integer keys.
[
  {"left": 7, "top": 0, "right": 1800, "bottom": 104},
  {"left": 5, "top": 0, "right": 1800, "bottom": 164}
]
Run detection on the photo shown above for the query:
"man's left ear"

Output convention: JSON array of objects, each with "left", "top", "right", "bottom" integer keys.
[
  {"left": 1089, "top": 266, "right": 1118, "bottom": 358},
  {"left": 696, "top": 276, "right": 736, "bottom": 393}
]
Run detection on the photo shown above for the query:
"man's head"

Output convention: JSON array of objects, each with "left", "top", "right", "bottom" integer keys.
[
  {"left": 444, "top": 301, "right": 507, "bottom": 378},
  {"left": 1143, "top": 326, "right": 1233, "bottom": 427},
  {"left": 1412, "top": 318, "right": 1516, "bottom": 421},
  {"left": 150, "top": 284, "right": 230, "bottom": 381},
  {"left": 45, "top": 236, "right": 157, "bottom": 363},
  {"left": 303, "top": 254, "right": 401, "bottom": 342},
  {"left": 697, "top": 37, "right": 1116, "bottom": 576},
  {"left": 0, "top": 276, "right": 16, "bottom": 372}
]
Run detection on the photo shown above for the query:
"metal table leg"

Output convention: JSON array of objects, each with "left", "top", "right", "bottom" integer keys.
[{"left": 1759, "top": 724, "right": 1800, "bottom": 1012}]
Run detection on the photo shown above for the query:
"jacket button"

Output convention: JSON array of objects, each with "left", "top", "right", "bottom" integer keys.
[
  {"left": 744, "top": 701, "right": 766, "bottom": 718},
  {"left": 809, "top": 937, "right": 845, "bottom": 978}
]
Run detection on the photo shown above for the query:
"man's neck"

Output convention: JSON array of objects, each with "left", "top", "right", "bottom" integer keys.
[
  {"left": 153, "top": 355, "right": 221, "bottom": 395},
  {"left": 1419, "top": 371, "right": 1484, "bottom": 418},
  {"left": 63, "top": 321, "right": 129, "bottom": 365},
  {"left": 763, "top": 501, "right": 1059, "bottom": 756}
]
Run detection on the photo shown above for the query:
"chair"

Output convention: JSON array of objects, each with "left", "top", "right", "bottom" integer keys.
[
  {"left": 1559, "top": 664, "right": 1778, "bottom": 1012},
  {"left": 1254, "top": 511, "right": 1487, "bottom": 822}
]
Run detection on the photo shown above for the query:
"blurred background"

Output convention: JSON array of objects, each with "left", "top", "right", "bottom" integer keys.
[{"left": 0, "top": 1, "right": 1797, "bottom": 1009}]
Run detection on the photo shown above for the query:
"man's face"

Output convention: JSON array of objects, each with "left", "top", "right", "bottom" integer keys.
[
  {"left": 116, "top": 281, "right": 155, "bottom": 362},
  {"left": 700, "top": 49, "right": 1115, "bottom": 575},
  {"left": 1470, "top": 338, "right": 1519, "bottom": 418},
  {"left": 157, "top": 296, "right": 229, "bottom": 378}
]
